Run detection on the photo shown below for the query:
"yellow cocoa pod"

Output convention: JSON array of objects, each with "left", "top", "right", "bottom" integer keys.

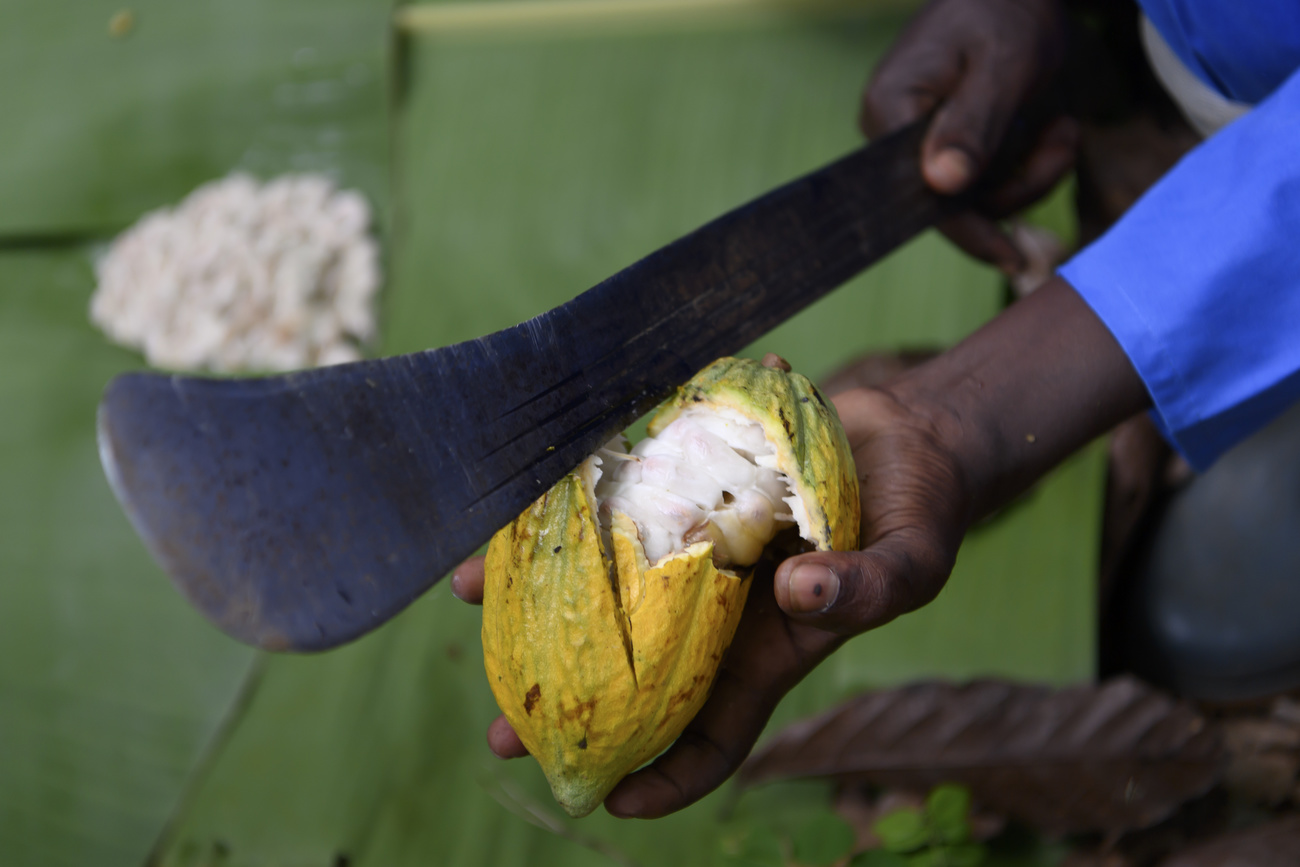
[{"left": 481, "top": 357, "right": 859, "bottom": 817}]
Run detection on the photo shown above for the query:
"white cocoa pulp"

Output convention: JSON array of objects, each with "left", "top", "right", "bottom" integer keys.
[
  {"left": 585, "top": 408, "right": 812, "bottom": 568},
  {"left": 90, "top": 173, "right": 381, "bottom": 373}
]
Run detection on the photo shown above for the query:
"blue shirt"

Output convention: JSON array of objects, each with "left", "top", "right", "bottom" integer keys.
[
  {"left": 1138, "top": 1, "right": 1300, "bottom": 103},
  {"left": 1059, "top": 3, "right": 1300, "bottom": 470}
]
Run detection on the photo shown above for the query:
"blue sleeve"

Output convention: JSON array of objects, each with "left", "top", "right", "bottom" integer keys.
[{"left": 1058, "top": 65, "right": 1300, "bottom": 472}]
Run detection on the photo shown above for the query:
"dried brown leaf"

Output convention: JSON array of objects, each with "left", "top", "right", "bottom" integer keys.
[
  {"left": 1156, "top": 816, "right": 1300, "bottom": 867},
  {"left": 1222, "top": 718, "right": 1300, "bottom": 806},
  {"left": 739, "top": 677, "right": 1223, "bottom": 835},
  {"left": 1270, "top": 697, "right": 1300, "bottom": 728}
]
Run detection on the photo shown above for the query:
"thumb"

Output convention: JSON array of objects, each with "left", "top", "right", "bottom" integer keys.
[{"left": 773, "top": 531, "right": 955, "bottom": 634}]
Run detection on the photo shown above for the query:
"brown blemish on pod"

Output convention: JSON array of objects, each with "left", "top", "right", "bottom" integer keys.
[{"left": 560, "top": 698, "right": 598, "bottom": 724}]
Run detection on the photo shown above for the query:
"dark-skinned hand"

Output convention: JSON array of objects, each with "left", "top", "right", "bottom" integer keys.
[
  {"left": 451, "top": 278, "right": 1150, "bottom": 818},
  {"left": 451, "top": 385, "right": 972, "bottom": 818},
  {"left": 860, "top": 0, "right": 1078, "bottom": 273}
]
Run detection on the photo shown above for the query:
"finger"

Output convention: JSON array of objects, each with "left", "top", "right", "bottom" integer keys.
[
  {"left": 936, "top": 211, "right": 1026, "bottom": 274},
  {"left": 603, "top": 667, "right": 767, "bottom": 819},
  {"left": 979, "top": 114, "right": 1079, "bottom": 216},
  {"left": 931, "top": 116, "right": 1078, "bottom": 272},
  {"left": 921, "top": 56, "right": 1028, "bottom": 194},
  {"left": 450, "top": 555, "right": 486, "bottom": 604},
  {"left": 859, "top": 45, "right": 956, "bottom": 139},
  {"left": 487, "top": 714, "right": 529, "bottom": 759},
  {"left": 772, "top": 531, "right": 955, "bottom": 634},
  {"left": 605, "top": 569, "right": 842, "bottom": 818}
]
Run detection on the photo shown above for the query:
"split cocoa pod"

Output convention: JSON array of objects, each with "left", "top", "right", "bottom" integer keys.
[{"left": 481, "top": 356, "right": 860, "bottom": 817}]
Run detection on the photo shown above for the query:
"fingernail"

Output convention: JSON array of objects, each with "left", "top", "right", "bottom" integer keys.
[
  {"left": 450, "top": 570, "right": 467, "bottom": 601},
  {"left": 928, "top": 148, "right": 975, "bottom": 194},
  {"left": 788, "top": 564, "right": 840, "bottom": 613}
]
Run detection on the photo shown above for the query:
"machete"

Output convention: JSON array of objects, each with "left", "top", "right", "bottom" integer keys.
[{"left": 97, "top": 119, "right": 958, "bottom": 652}]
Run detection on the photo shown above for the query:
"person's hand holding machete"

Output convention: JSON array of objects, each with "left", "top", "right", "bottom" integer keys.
[
  {"left": 857, "top": 0, "right": 1078, "bottom": 274},
  {"left": 454, "top": 0, "right": 1300, "bottom": 818}
]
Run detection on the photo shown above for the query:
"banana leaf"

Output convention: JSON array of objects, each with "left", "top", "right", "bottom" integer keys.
[
  {"left": 0, "top": 0, "right": 391, "bottom": 238},
  {"left": 0, "top": 248, "right": 257, "bottom": 866},
  {"left": 0, "top": 0, "right": 393, "bottom": 862}
]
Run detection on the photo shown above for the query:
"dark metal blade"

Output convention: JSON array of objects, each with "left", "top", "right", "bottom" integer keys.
[{"left": 98, "top": 119, "right": 954, "bottom": 651}]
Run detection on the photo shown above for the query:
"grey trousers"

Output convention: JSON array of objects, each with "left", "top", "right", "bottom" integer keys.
[{"left": 1124, "top": 401, "right": 1300, "bottom": 701}]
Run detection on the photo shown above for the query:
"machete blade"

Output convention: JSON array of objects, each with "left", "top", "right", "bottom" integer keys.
[{"left": 97, "top": 119, "right": 954, "bottom": 651}]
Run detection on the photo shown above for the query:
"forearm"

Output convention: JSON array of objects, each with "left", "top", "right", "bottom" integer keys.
[{"left": 887, "top": 275, "right": 1150, "bottom": 523}]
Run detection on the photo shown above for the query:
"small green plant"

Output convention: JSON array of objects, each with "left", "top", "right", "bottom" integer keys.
[{"left": 852, "top": 785, "right": 987, "bottom": 867}]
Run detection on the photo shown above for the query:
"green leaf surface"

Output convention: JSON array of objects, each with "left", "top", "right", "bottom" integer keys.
[
  {"left": 0, "top": 0, "right": 391, "bottom": 238},
  {"left": 933, "top": 843, "right": 988, "bottom": 867},
  {"left": 793, "top": 811, "right": 858, "bottom": 866},
  {"left": 0, "top": 249, "right": 257, "bottom": 866},
  {"left": 873, "top": 810, "right": 930, "bottom": 854},
  {"left": 903, "top": 843, "right": 988, "bottom": 867},
  {"left": 0, "top": 2, "right": 394, "bottom": 859},
  {"left": 717, "top": 823, "right": 786, "bottom": 867},
  {"left": 926, "top": 786, "right": 973, "bottom": 846},
  {"left": 854, "top": 851, "right": 912, "bottom": 867}
]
